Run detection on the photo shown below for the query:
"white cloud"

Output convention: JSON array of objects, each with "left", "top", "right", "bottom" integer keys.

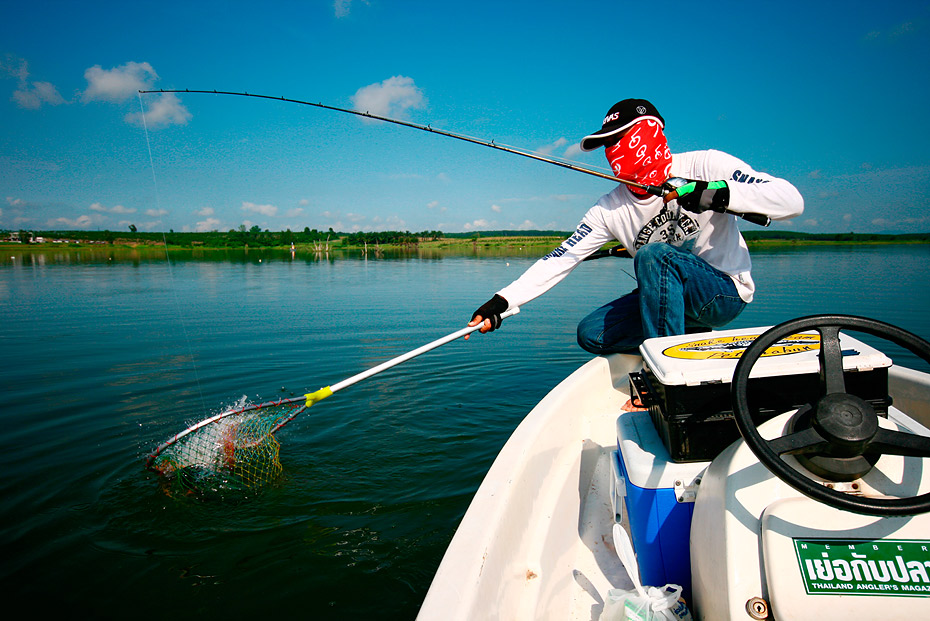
[
  {"left": 871, "top": 215, "right": 930, "bottom": 229},
  {"left": 0, "top": 54, "right": 29, "bottom": 82},
  {"left": 427, "top": 200, "right": 447, "bottom": 213},
  {"left": 351, "top": 76, "right": 425, "bottom": 119},
  {"left": 562, "top": 143, "right": 583, "bottom": 159},
  {"left": 491, "top": 204, "right": 502, "bottom": 213},
  {"left": 285, "top": 207, "right": 305, "bottom": 218},
  {"left": 145, "top": 208, "right": 168, "bottom": 216},
  {"left": 89, "top": 202, "right": 136, "bottom": 214},
  {"left": 197, "top": 206, "right": 215, "bottom": 216},
  {"left": 496, "top": 193, "right": 587, "bottom": 205},
  {"left": 334, "top": 0, "right": 369, "bottom": 18},
  {"left": 78, "top": 61, "right": 190, "bottom": 129},
  {"left": 6, "top": 197, "right": 24, "bottom": 207},
  {"left": 242, "top": 201, "right": 278, "bottom": 217},
  {"left": 13, "top": 81, "right": 65, "bottom": 109},
  {"left": 195, "top": 217, "right": 221, "bottom": 232},
  {"left": 862, "top": 18, "right": 923, "bottom": 43},
  {"left": 82, "top": 61, "right": 157, "bottom": 103},
  {"left": 516, "top": 220, "right": 537, "bottom": 230},
  {"left": 464, "top": 219, "right": 492, "bottom": 230},
  {"left": 2, "top": 56, "right": 66, "bottom": 109},
  {"left": 126, "top": 91, "right": 191, "bottom": 128},
  {"left": 368, "top": 214, "right": 406, "bottom": 230},
  {"left": 537, "top": 137, "right": 568, "bottom": 156},
  {"left": 50, "top": 215, "right": 93, "bottom": 228}
]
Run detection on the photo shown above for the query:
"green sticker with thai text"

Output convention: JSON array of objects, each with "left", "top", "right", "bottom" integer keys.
[{"left": 794, "top": 539, "right": 930, "bottom": 597}]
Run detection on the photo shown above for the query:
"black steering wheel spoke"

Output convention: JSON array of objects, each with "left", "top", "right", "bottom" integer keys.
[
  {"left": 818, "top": 325, "right": 847, "bottom": 395},
  {"left": 867, "top": 427, "right": 930, "bottom": 459},
  {"left": 768, "top": 425, "right": 829, "bottom": 456}
]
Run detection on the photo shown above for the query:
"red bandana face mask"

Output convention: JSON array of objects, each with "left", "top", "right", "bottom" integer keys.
[{"left": 604, "top": 120, "right": 672, "bottom": 197}]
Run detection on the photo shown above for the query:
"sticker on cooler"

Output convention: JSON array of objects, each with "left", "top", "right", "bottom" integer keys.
[{"left": 662, "top": 333, "right": 821, "bottom": 360}]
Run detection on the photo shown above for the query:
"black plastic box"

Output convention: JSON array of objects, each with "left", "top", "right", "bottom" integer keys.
[{"left": 631, "top": 329, "right": 893, "bottom": 463}]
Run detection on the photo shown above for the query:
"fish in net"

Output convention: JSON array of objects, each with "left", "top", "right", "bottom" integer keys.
[{"left": 147, "top": 397, "right": 308, "bottom": 494}]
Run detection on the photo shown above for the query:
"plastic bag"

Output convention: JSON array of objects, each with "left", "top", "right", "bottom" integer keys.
[
  {"left": 600, "top": 524, "right": 693, "bottom": 621},
  {"left": 601, "top": 585, "right": 691, "bottom": 621}
]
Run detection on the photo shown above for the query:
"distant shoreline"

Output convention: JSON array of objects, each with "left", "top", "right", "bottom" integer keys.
[
  {"left": 2, "top": 229, "right": 928, "bottom": 252},
  {"left": 2, "top": 238, "right": 928, "bottom": 255}
]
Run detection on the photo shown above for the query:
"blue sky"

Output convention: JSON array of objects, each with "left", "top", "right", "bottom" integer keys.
[{"left": 2, "top": 1, "right": 929, "bottom": 235}]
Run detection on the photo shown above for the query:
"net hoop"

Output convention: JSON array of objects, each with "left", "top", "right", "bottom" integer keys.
[{"left": 145, "top": 396, "right": 306, "bottom": 469}]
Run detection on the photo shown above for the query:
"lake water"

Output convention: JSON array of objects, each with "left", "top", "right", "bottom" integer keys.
[{"left": 2, "top": 243, "right": 929, "bottom": 619}]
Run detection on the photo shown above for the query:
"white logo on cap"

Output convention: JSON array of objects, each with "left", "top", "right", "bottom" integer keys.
[{"left": 636, "top": 106, "right": 647, "bottom": 114}]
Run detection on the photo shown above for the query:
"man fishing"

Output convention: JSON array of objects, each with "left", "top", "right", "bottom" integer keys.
[{"left": 467, "top": 98, "right": 804, "bottom": 354}]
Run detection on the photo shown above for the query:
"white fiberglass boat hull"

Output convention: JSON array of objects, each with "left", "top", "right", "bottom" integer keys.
[{"left": 418, "top": 349, "right": 930, "bottom": 620}]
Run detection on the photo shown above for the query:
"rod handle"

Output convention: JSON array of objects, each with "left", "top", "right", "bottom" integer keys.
[{"left": 737, "top": 211, "right": 772, "bottom": 227}]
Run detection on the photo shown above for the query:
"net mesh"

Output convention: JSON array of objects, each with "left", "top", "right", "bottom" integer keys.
[{"left": 151, "top": 400, "right": 305, "bottom": 495}]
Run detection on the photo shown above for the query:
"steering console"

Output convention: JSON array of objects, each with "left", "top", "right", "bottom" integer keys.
[{"left": 730, "top": 315, "right": 930, "bottom": 516}]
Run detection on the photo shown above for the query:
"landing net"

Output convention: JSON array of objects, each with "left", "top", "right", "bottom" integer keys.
[{"left": 148, "top": 397, "right": 306, "bottom": 495}]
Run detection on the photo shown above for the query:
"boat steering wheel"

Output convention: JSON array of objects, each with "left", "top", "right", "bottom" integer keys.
[{"left": 731, "top": 315, "right": 930, "bottom": 516}]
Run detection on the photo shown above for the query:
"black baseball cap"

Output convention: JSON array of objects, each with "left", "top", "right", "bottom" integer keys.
[{"left": 580, "top": 99, "right": 665, "bottom": 151}]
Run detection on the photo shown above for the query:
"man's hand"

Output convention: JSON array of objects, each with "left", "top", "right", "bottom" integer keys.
[
  {"left": 664, "top": 179, "right": 730, "bottom": 214},
  {"left": 465, "top": 294, "right": 509, "bottom": 340}
]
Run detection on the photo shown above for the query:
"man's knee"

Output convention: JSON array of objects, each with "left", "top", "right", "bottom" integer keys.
[
  {"left": 576, "top": 313, "right": 643, "bottom": 355},
  {"left": 576, "top": 315, "right": 608, "bottom": 354}
]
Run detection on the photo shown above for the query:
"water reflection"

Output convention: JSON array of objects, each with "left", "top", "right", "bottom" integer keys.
[{"left": 1, "top": 242, "right": 560, "bottom": 267}]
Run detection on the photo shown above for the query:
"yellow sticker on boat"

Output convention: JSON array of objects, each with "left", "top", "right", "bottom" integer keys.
[{"left": 662, "top": 333, "right": 820, "bottom": 360}]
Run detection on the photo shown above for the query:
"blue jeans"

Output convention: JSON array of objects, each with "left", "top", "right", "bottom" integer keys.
[{"left": 577, "top": 243, "right": 746, "bottom": 354}]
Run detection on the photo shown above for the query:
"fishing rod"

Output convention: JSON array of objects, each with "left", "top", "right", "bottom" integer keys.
[{"left": 139, "top": 89, "right": 771, "bottom": 227}]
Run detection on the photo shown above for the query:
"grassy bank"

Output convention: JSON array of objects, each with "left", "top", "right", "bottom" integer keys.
[{"left": 2, "top": 229, "right": 928, "bottom": 252}]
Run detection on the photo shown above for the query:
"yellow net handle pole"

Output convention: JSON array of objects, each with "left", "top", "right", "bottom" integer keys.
[{"left": 305, "top": 307, "right": 520, "bottom": 406}]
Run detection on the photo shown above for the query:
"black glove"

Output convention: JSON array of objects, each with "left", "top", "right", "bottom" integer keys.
[
  {"left": 667, "top": 179, "right": 730, "bottom": 214},
  {"left": 471, "top": 294, "right": 509, "bottom": 332}
]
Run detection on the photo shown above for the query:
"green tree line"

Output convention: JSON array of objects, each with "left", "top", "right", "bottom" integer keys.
[
  {"left": 6, "top": 228, "right": 928, "bottom": 248},
  {"left": 5, "top": 227, "right": 447, "bottom": 248}
]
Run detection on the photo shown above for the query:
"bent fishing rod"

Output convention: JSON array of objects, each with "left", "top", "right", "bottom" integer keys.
[{"left": 139, "top": 89, "right": 770, "bottom": 227}]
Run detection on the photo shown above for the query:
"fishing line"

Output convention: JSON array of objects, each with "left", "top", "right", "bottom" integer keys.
[
  {"left": 140, "top": 88, "right": 620, "bottom": 182},
  {"left": 137, "top": 93, "right": 208, "bottom": 418}
]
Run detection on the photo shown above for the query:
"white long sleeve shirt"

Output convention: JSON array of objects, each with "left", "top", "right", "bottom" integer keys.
[{"left": 496, "top": 149, "right": 804, "bottom": 308}]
